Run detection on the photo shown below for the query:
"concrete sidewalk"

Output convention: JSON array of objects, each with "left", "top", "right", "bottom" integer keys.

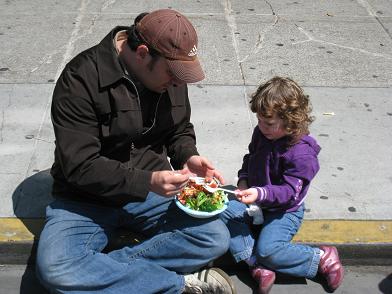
[{"left": 0, "top": 0, "right": 391, "bottom": 268}]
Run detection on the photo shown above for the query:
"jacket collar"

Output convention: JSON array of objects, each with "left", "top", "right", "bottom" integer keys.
[
  {"left": 96, "top": 26, "right": 129, "bottom": 88},
  {"left": 95, "top": 27, "right": 183, "bottom": 104}
]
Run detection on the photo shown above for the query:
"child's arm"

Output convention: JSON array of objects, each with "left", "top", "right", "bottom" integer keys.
[{"left": 254, "top": 154, "right": 320, "bottom": 209}]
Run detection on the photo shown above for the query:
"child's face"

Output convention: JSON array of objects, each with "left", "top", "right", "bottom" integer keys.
[{"left": 257, "top": 113, "right": 287, "bottom": 140}]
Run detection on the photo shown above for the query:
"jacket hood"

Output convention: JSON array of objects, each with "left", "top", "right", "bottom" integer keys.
[{"left": 299, "top": 135, "right": 321, "bottom": 155}]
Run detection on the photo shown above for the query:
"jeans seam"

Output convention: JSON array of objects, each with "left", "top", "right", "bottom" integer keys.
[
  {"left": 286, "top": 213, "right": 301, "bottom": 233},
  {"left": 84, "top": 226, "right": 103, "bottom": 254},
  {"left": 306, "top": 248, "right": 321, "bottom": 278},
  {"left": 126, "top": 230, "right": 179, "bottom": 261}
]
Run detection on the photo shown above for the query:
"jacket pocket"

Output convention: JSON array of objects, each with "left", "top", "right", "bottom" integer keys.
[{"left": 98, "top": 86, "right": 142, "bottom": 139}]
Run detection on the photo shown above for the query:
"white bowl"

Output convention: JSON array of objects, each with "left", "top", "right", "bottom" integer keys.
[{"left": 174, "top": 195, "right": 228, "bottom": 218}]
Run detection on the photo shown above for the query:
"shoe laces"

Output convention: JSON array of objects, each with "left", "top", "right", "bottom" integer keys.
[
  {"left": 319, "top": 247, "right": 342, "bottom": 274},
  {"left": 184, "top": 274, "right": 224, "bottom": 294}
]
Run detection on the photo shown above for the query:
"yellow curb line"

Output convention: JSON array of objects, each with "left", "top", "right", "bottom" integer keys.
[
  {"left": 293, "top": 220, "right": 392, "bottom": 243},
  {"left": 0, "top": 218, "right": 44, "bottom": 242},
  {"left": 0, "top": 218, "right": 391, "bottom": 244}
]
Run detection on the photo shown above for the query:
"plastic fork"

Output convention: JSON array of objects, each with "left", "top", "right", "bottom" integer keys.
[{"left": 190, "top": 177, "right": 237, "bottom": 194}]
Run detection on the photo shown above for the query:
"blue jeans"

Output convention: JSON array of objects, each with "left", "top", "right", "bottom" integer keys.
[
  {"left": 220, "top": 200, "right": 321, "bottom": 278},
  {"left": 36, "top": 193, "right": 230, "bottom": 293}
]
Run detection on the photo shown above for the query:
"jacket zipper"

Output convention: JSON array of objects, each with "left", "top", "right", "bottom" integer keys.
[
  {"left": 122, "top": 75, "right": 142, "bottom": 110},
  {"left": 122, "top": 75, "right": 139, "bottom": 168},
  {"left": 121, "top": 75, "right": 162, "bottom": 166}
]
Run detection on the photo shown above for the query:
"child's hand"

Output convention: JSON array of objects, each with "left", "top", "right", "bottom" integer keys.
[{"left": 236, "top": 188, "right": 258, "bottom": 204}]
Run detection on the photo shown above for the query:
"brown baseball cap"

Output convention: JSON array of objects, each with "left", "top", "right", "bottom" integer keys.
[{"left": 136, "top": 9, "right": 205, "bottom": 83}]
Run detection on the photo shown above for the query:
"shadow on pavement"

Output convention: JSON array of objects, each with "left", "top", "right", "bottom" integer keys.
[
  {"left": 228, "top": 268, "right": 336, "bottom": 294},
  {"left": 20, "top": 265, "right": 50, "bottom": 294},
  {"left": 379, "top": 273, "right": 392, "bottom": 294},
  {"left": 12, "top": 169, "right": 53, "bottom": 294},
  {"left": 12, "top": 169, "right": 54, "bottom": 221}
]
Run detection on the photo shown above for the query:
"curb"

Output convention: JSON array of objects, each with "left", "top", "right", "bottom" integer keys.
[{"left": 0, "top": 218, "right": 391, "bottom": 265}]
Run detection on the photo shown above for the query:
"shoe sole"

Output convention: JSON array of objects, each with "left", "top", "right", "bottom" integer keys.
[{"left": 203, "top": 267, "right": 237, "bottom": 294}]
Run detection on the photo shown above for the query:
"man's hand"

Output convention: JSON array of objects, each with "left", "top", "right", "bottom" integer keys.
[
  {"left": 235, "top": 188, "right": 258, "bottom": 204},
  {"left": 184, "top": 155, "right": 225, "bottom": 184},
  {"left": 150, "top": 170, "right": 190, "bottom": 197}
]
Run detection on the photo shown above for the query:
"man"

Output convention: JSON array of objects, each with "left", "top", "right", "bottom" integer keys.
[{"left": 36, "top": 9, "right": 236, "bottom": 294}]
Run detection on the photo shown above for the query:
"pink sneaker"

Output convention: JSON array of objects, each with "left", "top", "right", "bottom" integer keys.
[
  {"left": 318, "top": 246, "right": 344, "bottom": 291},
  {"left": 250, "top": 266, "right": 276, "bottom": 294}
]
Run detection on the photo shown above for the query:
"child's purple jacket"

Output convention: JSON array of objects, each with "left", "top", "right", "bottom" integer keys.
[{"left": 238, "top": 127, "right": 321, "bottom": 212}]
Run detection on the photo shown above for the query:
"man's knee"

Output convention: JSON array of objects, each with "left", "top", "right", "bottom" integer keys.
[
  {"left": 199, "top": 218, "right": 230, "bottom": 257},
  {"left": 36, "top": 249, "right": 83, "bottom": 289},
  {"left": 36, "top": 235, "right": 91, "bottom": 289}
]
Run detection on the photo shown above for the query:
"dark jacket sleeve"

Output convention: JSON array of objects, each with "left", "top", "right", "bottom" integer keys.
[
  {"left": 165, "top": 86, "right": 199, "bottom": 170},
  {"left": 52, "top": 67, "right": 151, "bottom": 200}
]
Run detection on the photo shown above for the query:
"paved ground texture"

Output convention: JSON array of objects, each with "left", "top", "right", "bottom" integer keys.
[
  {"left": 0, "top": 265, "right": 391, "bottom": 294},
  {"left": 0, "top": 0, "right": 391, "bottom": 292}
]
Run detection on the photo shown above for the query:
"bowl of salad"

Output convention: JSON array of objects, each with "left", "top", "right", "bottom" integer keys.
[{"left": 175, "top": 177, "right": 229, "bottom": 218}]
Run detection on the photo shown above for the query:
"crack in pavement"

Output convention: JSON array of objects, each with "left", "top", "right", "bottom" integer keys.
[
  {"left": 222, "top": 0, "right": 253, "bottom": 130},
  {"left": 0, "top": 110, "right": 4, "bottom": 143},
  {"left": 265, "top": 0, "right": 276, "bottom": 16},
  {"left": 356, "top": 0, "right": 392, "bottom": 39},
  {"left": 24, "top": 0, "right": 88, "bottom": 179},
  {"left": 293, "top": 25, "right": 392, "bottom": 60},
  {"left": 33, "top": 137, "right": 53, "bottom": 144},
  {"left": 222, "top": 0, "right": 242, "bottom": 77},
  {"left": 238, "top": 15, "right": 278, "bottom": 63},
  {"left": 221, "top": 0, "right": 282, "bottom": 130},
  {"left": 74, "top": 0, "right": 117, "bottom": 49},
  {"left": 24, "top": 0, "right": 117, "bottom": 179},
  {"left": 0, "top": 172, "right": 21, "bottom": 175},
  {"left": 0, "top": 86, "right": 13, "bottom": 144},
  {"left": 30, "top": 49, "right": 60, "bottom": 74}
]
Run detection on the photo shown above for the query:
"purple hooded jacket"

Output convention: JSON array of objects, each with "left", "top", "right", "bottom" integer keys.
[{"left": 238, "top": 127, "right": 321, "bottom": 212}]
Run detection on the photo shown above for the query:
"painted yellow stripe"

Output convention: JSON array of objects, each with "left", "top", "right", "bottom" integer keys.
[
  {"left": 294, "top": 220, "right": 392, "bottom": 243},
  {"left": 0, "top": 218, "right": 391, "bottom": 243},
  {"left": 0, "top": 218, "right": 44, "bottom": 242}
]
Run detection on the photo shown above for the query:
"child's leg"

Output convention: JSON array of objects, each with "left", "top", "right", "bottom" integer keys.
[
  {"left": 255, "top": 205, "right": 321, "bottom": 279},
  {"left": 219, "top": 199, "right": 255, "bottom": 263}
]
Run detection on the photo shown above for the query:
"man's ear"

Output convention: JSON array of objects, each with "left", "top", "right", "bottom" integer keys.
[{"left": 135, "top": 45, "right": 149, "bottom": 60}]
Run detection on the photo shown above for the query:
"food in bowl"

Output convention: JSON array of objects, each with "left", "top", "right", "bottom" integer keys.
[{"left": 177, "top": 177, "right": 227, "bottom": 212}]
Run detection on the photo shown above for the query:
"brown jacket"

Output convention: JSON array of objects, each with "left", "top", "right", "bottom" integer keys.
[{"left": 50, "top": 27, "right": 199, "bottom": 207}]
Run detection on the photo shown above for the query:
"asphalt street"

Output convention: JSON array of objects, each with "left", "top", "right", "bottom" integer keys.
[
  {"left": 0, "top": 0, "right": 391, "bottom": 293},
  {"left": 0, "top": 265, "right": 391, "bottom": 294}
]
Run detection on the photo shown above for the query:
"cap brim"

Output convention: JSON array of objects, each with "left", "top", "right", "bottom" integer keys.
[{"left": 167, "top": 58, "right": 205, "bottom": 83}]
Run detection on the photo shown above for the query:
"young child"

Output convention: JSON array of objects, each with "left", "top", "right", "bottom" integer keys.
[{"left": 220, "top": 76, "right": 343, "bottom": 294}]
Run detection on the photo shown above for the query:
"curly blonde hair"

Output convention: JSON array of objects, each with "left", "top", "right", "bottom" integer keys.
[{"left": 250, "top": 76, "right": 314, "bottom": 144}]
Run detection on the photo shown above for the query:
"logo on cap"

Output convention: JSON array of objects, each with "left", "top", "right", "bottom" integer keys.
[{"left": 188, "top": 45, "right": 198, "bottom": 57}]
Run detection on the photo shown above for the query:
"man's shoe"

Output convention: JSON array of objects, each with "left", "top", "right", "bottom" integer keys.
[
  {"left": 250, "top": 266, "right": 276, "bottom": 294},
  {"left": 318, "top": 246, "right": 344, "bottom": 291},
  {"left": 184, "top": 267, "right": 237, "bottom": 294}
]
